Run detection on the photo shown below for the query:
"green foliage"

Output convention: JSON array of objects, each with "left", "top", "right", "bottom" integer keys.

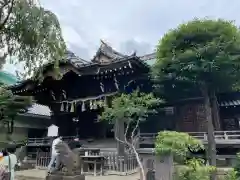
[
  {"left": 234, "top": 152, "right": 240, "bottom": 178},
  {"left": 224, "top": 170, "right": 238, "bottom": 180},
  {"left": 152, "top": 18, "right": 240, "bottom": 95},
  {"left": 175, "top": 158, "right": 216, "bottom": 180},
  {"left": 0, "top": 0, "right": 66, "bottom": 78},
  {"left": 0, "top": 85, "right": 32, "bottom": 123},
  {"left": 100, "top": 90, "right": 162, "bottom": 124},
  {"left": 155, "top": 131, "right": 204, "bottom": 160}
]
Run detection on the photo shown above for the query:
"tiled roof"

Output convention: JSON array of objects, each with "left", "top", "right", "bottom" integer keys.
[
  {"left": 26, "top": 103, "right": 51, "bottom": 116},
  {"left": 139, "top": 53, "right": 156, "bottom": 66},
  {"left": 65, "top": 50, "right": 89, "bottom": 67},
  {"left": 140, "top": 52, "right": 156, "bottom": 61}
]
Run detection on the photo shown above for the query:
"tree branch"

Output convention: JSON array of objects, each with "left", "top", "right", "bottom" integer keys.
[
  {"left": 131, "top": 118, "right": 140, "bottom": 141},
  {"left": 0, "top": 0, "right": 15, "bottom": 31},
  {"left": 124, "top": 120, "right": 130, "bottom": 144}
]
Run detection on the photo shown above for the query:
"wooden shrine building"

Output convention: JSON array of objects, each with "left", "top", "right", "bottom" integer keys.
[
  {"left": 10, "top": 41, "right": 152, "bottom": 140},
  {"left": 9, "top": 40, "right": 240, "bottom": 146}
]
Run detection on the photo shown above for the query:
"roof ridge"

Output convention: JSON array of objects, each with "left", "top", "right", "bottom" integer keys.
[
  {"left": 139, "top": 52, "right": 156, "bottom": 61},
  {"left": 99, "top": 40, "right": 126, "bottom": 57}
]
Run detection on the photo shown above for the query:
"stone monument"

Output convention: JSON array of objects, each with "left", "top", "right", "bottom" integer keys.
[
  {"left": 138, "top": 148, "right": 174, "bottom": 180},
  {"left": 46, "top": 141, "right": 85, "bottom": 180}
]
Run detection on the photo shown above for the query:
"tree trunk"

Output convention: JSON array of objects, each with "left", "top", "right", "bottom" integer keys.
[
  {"left": 115, "top": 119, "right": 125, "bottom": 156},
  {"left": 201, "top": 84, "right": 217, "bottom": 180},
  {"left": 132, "top": 145, "right": 146, "bottom": 180},
  {"left": 210, "top": 90, "right": 221, "bottom": 130}
]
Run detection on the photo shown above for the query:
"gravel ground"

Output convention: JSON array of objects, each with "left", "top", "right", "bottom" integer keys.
[{"left": 15, "top": 169, "right": 140, "bottom": 180}]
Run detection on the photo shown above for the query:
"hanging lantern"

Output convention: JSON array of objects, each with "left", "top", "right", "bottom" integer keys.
[
  {"left": 100, "top": 82, "right": 104, "bottom": 92},
  {"left": 65, "top": 102, "right": 68, "bottom": 112},
  {"left": 98, "top": 100, "right": 104, "bottom": 107},
  {"left": 114, "top": 77, "right": 119, "bottom": 90},
  {"left": 93, "top": 100, "right": 98, "bottom": 109},
  {"left": 62, "top": 90, "right": 67, "bottom": 99},
  {"left": 50, "top": 91, "right": 56, "bottom": 100},
  {"left": 81, "top": 101, "right": 86, "bottom": 111},
  {"left": 60, "top": 102, "right": 64, "bottom": 111},
  {"left": 70, "top": 102, "right": 75, "bottom": 112},
  {"left": 90, "top": 100, "right": 93, "bottom": 110},
  {"left": 104, "top": 97, "right": 108, "bottom": 107}
]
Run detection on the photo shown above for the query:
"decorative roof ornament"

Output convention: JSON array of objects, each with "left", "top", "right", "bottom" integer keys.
[
  {"left": 92, "top": 39, "right": 126, "bottom": 63},
  {"left": 131, "top": 50, "right": 137, "bottom": 56}
]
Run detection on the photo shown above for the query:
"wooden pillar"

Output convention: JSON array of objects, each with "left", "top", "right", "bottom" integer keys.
[{"left": 115, "top": 119, "right": 125, "bottom": 156}]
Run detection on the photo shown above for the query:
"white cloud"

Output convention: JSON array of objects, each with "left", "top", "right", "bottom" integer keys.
[
  {"left": 62, "top": 26, "right": 88, "bottom": 49},
  {"left": 4, "top": 0, "right": 240, "bottom": 74},
  {"left": 39, "top": 0, "right": 240, "bottom": 55}
]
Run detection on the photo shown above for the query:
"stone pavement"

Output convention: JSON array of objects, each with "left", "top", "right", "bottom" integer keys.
[{"left": 15, "top": 169, "right": 140, "bottom": 180}]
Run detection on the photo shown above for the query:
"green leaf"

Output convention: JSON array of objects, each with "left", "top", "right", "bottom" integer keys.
[
  {"left": 152, "top": 18, "right": 240, "bottom": 100},
  {"left": 0, "top": 0, "right": 66, "bottom": 78},
  {"left": 100, "top": 90, "right": 162, "bottom": 124},
  {"left": 155, "top": 131, "right": 204, "bottom": 160}
]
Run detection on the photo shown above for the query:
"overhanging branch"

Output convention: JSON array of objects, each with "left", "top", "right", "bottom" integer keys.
[{"left": 0, "top": 0, "right": 15, "bottom": 31}]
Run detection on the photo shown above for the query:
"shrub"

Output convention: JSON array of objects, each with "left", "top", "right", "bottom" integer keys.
[{"left": 174, "top": 159, "right": 215, "bottom": 180}]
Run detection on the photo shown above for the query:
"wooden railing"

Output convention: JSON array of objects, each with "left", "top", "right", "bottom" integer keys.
[
  {"left": 188, "top": 131, "right": 240, "bottom": 141},
  {"left": 27, "top": 131, "right": 240, "bottom": 146},
  {"left": 139, "top": 131, "right": 240, "bottom": 143},
  {"left": 27, "top": 136, "right": 77, "bottom": 145}
]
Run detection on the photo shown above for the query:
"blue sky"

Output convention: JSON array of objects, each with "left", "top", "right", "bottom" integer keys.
[{"left": 3, "top": 0, "right": 240, "bottom": 74}]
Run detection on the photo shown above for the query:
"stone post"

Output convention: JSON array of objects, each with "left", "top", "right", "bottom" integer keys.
[
  {"left": 154, "top": 154, "right": 174, "bottom": 180},
  {"left": 138, "top": 148, "right": 155, "bottom": 180},
  {"left": 138, "top": 149, "right": 174, "bottom": 180}
]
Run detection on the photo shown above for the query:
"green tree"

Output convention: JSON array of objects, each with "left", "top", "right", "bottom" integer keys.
[
  {"left": 155, "top": 131, "right": 210, "bottom": 180},
  {"left": 152, "top": 19, "right": 240, "bottom": 179},
  {"left": 233, "top": 152, "right": 240, "bottom": 178},
  {"left": 100, "top": 90, "right": 161, "bottom": 180},
  {"left": 0, "top": 0, "right": 66, "bottom": 78},
  {"left": 0, "top": 84, "right": 32, "bottom": 134},
  {"left": 155, "top": 131, "right": 204, "bottom": 161},
  {"left": 175, "top": 159, "right": 216, "bottom": 180}
]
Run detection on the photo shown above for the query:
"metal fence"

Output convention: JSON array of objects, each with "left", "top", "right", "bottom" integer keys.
[{"left": 35, "top": 151, "right": 139, "bottom": 175}]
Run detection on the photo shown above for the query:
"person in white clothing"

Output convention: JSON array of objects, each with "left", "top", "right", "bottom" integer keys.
[
  {"left": 1, "top": 147, "right": 17, "bottom": 180},
  {"left": 47, "top": 136, "right": 62, "bottom": 172}
]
